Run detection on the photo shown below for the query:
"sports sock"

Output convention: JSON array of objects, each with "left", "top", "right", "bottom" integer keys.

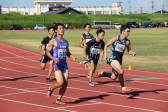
[
  {"left": 102, "top": 72, "right": 112, "bottom": 78},
  {"left": 118, "top": 74, "right": 125, "bottom": 87}
]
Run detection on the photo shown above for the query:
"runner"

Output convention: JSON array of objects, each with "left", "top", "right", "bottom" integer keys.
[
  {"left": 39, "top": 27, "right": 54, "bottom": 82},
  {"left": 79, "top": 23, "right": 94, "bottom": 69},
  {"left": 46, "top": 23, "right": 76, "bottom": 104},
  {"left": 95, "top": 25, "right": 136, "bottom": 93},
  {"left": 83, "top": 29, "right": 105, "bottom": 86}
]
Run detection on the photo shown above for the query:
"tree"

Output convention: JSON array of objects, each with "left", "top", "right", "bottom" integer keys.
[{"left": 0, "top": 5, "right": 2, "bottom": 14}]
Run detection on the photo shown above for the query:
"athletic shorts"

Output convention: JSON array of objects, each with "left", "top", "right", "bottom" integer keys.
[
  {"left": 52, "top": 59, "right": 68, "bottom": 71},
  {"left": 88, "top": 56, "right": 99, "bottom": 65},
  {"left": 41, "top": 55, "right": 52, "bottom": 63},
  {"left": 108, "top": 56, "right": 122, "bottom": 65}
]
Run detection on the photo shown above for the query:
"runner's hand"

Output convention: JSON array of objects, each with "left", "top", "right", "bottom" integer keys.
[
  {"left": 83, "top": 55, "right": 87, "bottom": 59},
  {"left": 132, "top": 52, "right": 136, "bottom": 56},
  {"left": 73, "top": 57, "right": 76, "bottom": 61},
  {"left": 53, "top": 58, "right": 59, "bottom": 64}
]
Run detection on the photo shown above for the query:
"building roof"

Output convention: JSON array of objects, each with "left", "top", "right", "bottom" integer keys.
[
  {"left": 42, "top": 7, "right": 84, "bottom": 15},
  {"left": 33, "top": 1, "right": 74, "bottom": 3},
  {"left": 155, "top": 10, "right": 168, "bottom": 13}
]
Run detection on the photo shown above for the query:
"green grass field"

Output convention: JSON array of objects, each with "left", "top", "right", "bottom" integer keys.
[{"left": 0, "top": 28, "right": 168, "bottom": 72}]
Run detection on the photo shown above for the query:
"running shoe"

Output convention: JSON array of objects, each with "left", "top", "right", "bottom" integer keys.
[
  {"left": 89, "top": 82, "right": 95, "bottom": 87},
  {"left": 95, "top": 69, "right": 103, "bottom": 77},
  {"left": 47, "top": 86, "right": 53, "bottom": 99},
  {"left": 55, "top": 99, "right": 66, "bottom": 105},
  {"left": 80, "top": 60, "right": 89, "bottom": 64},
  {"left": 122, "top": 88, "right": 132, "bottom": 93},
  {"left": 39, "top": 58, "right": 43, "bottom": 62},
  {"left": 46, "top": 78, "right": 53, "bottom": 82}
]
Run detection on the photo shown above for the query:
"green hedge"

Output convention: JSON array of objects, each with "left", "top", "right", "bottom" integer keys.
[{"left": 0, "top": 13, "right": 167, "bottom": 30}]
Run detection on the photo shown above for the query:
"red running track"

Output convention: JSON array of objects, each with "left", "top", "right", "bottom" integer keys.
[{"left": 0, "top": 42, "right": 168, "bottom": 112}]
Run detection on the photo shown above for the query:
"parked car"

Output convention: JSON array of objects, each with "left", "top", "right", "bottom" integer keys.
[
  {"left": 126, "top": 22, "right": 139, "bottom": 28},
  {"left": 10, "top": 24, "right": 24, "bottom": 30},
  {"left": 153, "top": 22, "right": 161, "bottom": 27},
  {"left": 113, "top": 23, "right": 121, "bottom": 29},
  {"left": 34, "top": 24, "right": 47, "bottom": 30},
  {"left": 142, "top": 22, "right": 155, "bottom": 28}
]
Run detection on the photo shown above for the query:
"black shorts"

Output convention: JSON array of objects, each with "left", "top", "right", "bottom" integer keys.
[
  {"left": 108, "top": 56, "right": 122, "bottom": 65},
  {"left": 88, "top": 56, "right": 99, "bottom": 65},
  {"left": 41, "top": 55, "right": 52, "bottom": 63}
]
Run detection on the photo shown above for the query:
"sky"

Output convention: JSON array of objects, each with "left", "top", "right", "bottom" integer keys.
[{"left": 0, "top": 0, "right": 168, "bottom": 14}]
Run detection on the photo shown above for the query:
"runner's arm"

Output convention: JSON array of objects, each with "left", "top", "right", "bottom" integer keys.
[
  {"left": 127, "top": 41, "right": 136, "bottom": 56},
  {"left": 79, "top": 35, "right": 84, "bottom": 48},
  {"left": 83, "top": 45, "right": 87, "bottom": 59},
  {"left": 39, "top": 44, "right": 44, "bottom": 56},
  {"left": 66, "top": 42, "right": 76, "bottom": 61},
  {"left": 104, "top": 37, "right": 117, "bottom": 60}
]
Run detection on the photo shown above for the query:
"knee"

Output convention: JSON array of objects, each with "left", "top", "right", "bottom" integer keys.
[{"left": 118, "top": 69, "right": 124, "bottom": 74}]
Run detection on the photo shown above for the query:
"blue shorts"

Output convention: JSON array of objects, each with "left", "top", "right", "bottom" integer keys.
[{"left": 52, "top": 59, "right": 68, "bottom": 71}]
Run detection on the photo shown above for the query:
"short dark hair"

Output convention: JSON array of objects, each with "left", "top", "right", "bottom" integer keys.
[
  {"left": 83, "top": 23, "right": 91, "bottom": 28},
  {"left": 48, "top": 27, "right": 54, "bottom": 32},
  {"left": 120, "top": 25, "right": 130, "bottom": 34},
  {"left": 54, "top": 23, "right": 65, "bottom": 30},
  {"left": 96, "top": 29, "right": 105, "bottom": 36}
]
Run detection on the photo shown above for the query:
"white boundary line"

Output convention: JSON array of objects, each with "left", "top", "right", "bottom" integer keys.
[
  {"left": 1, "top": 43, "right": 168, "bottom": 75},
  {"left": 0, "top": 98, "right": 76, "bottom": 112},
  {"left": 0, "top": 85, "right": 161, "bottom": 112}
]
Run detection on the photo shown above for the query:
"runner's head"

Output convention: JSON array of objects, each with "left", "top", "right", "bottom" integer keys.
[
  {"left": 120, "top": 25, "right": 130, "bottom": 37},
  {"left": 48, "top": 27, "right": 54, "bottom": 37},
  {"left": 96, "top": 29, "right": 105, "bottom": 40},
  {"left": 54, "top": 23, "right": 65, "bottom": 36},
  {"left": 83, "top": 23, "right": 91, "bottom": 32}
]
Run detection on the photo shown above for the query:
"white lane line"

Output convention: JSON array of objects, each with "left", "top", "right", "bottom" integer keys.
[
  {"left": 0, "top": 85, "right": 161, "bottom": 112},
  {"left": 1, "top": 73, "right": 168, "bottom": 103},
  {"left": 0, "top": 98, "right": 76, "bottom": 112},
  {"left": 1, "top": 58, "right": 168, "bottom": 87},
  {"left": 1, "top": 66, "right": 168, "bottom": 95},
  {"left": 1, "top": 43, "right": 168, "bottom": 75}
]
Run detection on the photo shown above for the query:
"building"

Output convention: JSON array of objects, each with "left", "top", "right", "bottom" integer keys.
[
  {"left": 42, "top": 5, "right": 84, "bottom": 15},
  {"left": 1, "top": 0, "right": 122, "bottom": 15}
]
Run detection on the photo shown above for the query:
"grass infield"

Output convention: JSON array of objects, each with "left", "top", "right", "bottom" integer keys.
[{"left": 0, "top": 28, "right": 168, "bottom": 72}]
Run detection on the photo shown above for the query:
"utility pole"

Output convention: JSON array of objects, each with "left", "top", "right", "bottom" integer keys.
[
  {"left": 140, "top": 7, "right": 142, "bottom": 14},
  {"left": 127, "top": 0, "right": 131, "bottom": 14},
  {"left": 151, "top": 1, "right": 154, "bottom": 13}
]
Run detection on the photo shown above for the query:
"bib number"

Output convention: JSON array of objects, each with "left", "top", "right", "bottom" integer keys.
[
  {"left": 91, "top": 48, "right": 100, "bottom": 54},
  {"left": 86, "top": 39, "right": 92, "bottom": 43},
  {"left": 115, "top": 44, "right": 125, "bottom": 52},
  {"left": 58, "top": 49, "right": 66, "bottom": 57}
]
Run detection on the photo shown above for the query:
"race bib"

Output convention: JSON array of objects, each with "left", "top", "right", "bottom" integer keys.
[
  {"left": 58, "top": 49, "right": 66, "bottom": 57},
  {"left": 115, "top": 44, "right": 125, "bottom": 52},
  {"left": 91, "top": 48, "right": 100, "bottom": 54},
  {"left": 86, "top": 39, "right": 92, "bottom": 43}
]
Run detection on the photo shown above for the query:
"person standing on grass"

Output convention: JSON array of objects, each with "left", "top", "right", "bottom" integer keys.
[
  {"left": 83, "top": 29, "right": 105, "bottom": 86},
  {"left": 39, "top": 27, "right": 54, "bottom": 82},
  {"left": 79, "top": 24, "right": 94, "bottom": 69},
  {"left": 46, "top": 23, "right": 76, "bottom": 105},
  {"left": 95, "top": 25, "right": 136, "bottom": 93}
]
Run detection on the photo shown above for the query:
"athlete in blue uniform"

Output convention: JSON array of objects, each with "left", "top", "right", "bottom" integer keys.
[
  {"left": 46, "top": 23, "right": 76, "bottom": 105},
  {"left": 83, "top": 29, "right": 105, "bottom": 86},
  {"left": 95, "top": 25, "right": 136, "bottom": 93}
]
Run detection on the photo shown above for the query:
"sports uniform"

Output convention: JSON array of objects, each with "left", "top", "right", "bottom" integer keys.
[
  {"left": 52, "top": 37, "right": 68, "bottom": 71},
  {"left": 82, "top": 33, "right": 94, "bottom": 45},
  {"left": 86, "top": 38, "right": 105, "bottom": 65},
  {"left": 40, "top": 36, "right": 53, "bottom": 63},
  {"left": 108, "top": 35, "right": 130, "bottom": 64}
]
